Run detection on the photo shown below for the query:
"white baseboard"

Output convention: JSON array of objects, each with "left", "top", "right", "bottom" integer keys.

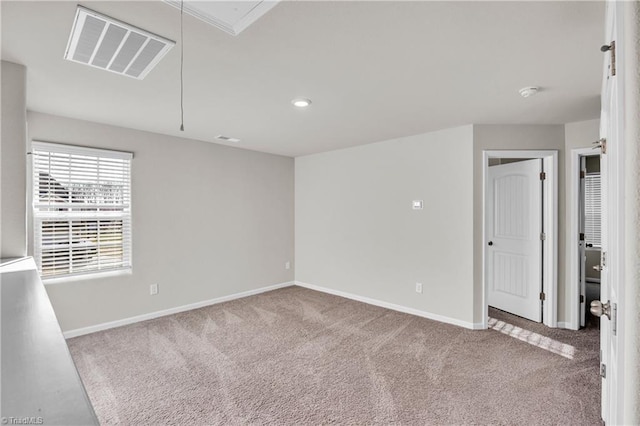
[
  {"left": 63, "top": 281, "right": 295, "bottom": 338},
  {"left": 470, "top": 322, "right": 487, "bottom": 330},
  {"left": 557, "top": 321, "right": 579, "bottom": 330},
  {"left": 294, "top": 281, "right": 480, "bottom": 330}
]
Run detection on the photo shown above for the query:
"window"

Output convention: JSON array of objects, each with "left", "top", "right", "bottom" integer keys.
[
  {"left": 31, "top": 142, "right": 132, "bottom": 279},
  {"left": 584, "top": 173, "right": 601, "bottom": 248}
]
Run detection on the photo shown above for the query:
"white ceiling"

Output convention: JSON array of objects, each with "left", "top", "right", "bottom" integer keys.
[{"left": 1, "top": 1, "right": 604, "bottom": 157}]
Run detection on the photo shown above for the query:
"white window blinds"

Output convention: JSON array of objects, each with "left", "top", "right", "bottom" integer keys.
[
  {"left": 584, "top": 173, "right": 601, "bottom": 248},
  {"left": 32, "top": 142, "right": 133, "bottom": 279}
]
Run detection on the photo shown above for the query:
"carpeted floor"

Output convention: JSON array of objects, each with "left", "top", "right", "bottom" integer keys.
[{"left": 67, "top": 286, "right": 602, "bottom": 425}]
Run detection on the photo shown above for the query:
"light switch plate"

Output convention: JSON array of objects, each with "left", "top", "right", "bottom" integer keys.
[{"left": 412, "top": 200, "right": 424, "bottom": 210}]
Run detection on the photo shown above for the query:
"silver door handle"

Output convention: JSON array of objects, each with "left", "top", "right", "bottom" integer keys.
[
  {"left": 590, "top": 300, "right": 611, "bottom": 320},
  {"left": 592, "top": 265, "right": 602, "bottom": 272}
]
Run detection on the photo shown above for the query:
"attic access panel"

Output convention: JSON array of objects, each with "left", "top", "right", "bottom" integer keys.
[
  {"left": 163, "top": 1, "right": 280, "bottom": 36},
  {"left": 64, "top": 6, "right": 175, "bottom": 79}
]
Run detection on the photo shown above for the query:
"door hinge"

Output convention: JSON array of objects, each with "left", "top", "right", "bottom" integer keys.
[
  {"left": 610, "top": 41, "right": 616, "bottom": 76},
  {"left": 593, "top": 138, "right": 607, "bottom": 154},
  {"left": 540, "top": 232, "right": 546, "bottom": 241},
  {"left": 540, "top": 171, "right": 546, "bottom": 180},
  {"left": 602, "top": 251, "right": 607, "bottom": 268},
  {"left": 539, "top": 292, "right": 546, "bottom": 301},
  {"left": 580, "top": 295, "right": 585, "bottom": 303},
  {"left": 612, "top": 302, "right": 617, "bottom": 336},
  {"left": 580, "top": 170, "right": 586, "bottom": 179},
  {"left": 579, "top": 233, "right": 585, "bottom": 241},
  {"left": 600, "top": 363, "right": 607, "bottom": 379},
  {"left": 601, "top": 41, "right": 616, "bottom": 76}
]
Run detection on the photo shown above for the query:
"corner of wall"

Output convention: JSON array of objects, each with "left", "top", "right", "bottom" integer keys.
[
  {"left": 1, "top": 60, "right": 28, "bottom": 258},
  {"left": 295, "top": 125, "right": 476, "bottom": 327}
]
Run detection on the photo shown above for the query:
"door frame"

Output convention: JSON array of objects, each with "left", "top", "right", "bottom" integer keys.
[
  {"left": 568, "top": 147, "right": 601, "bottom": 331},
  {"left": 482, "top": 150, "right": 558, "bottom": 329}
]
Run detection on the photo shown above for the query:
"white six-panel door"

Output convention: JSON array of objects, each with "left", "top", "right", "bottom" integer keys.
[{"left": 487, "top": 159, "right": 543, "bottom": 322}]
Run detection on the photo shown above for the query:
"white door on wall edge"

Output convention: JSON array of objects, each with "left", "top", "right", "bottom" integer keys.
[
  {"left": 596, "top": 2, "right": 622, "bottom": 423},
  {"left": 487, "top": 158, "right": 543, "bottom": 322}
]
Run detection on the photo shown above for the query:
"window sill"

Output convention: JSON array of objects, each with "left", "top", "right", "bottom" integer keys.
[{"left": 42, "top": 268, "right": 132, "bottom": 285}]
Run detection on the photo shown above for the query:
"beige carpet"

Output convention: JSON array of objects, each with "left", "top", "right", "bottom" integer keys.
[{"left": 68, "top": 286, "right": 601, "bottom": 425}]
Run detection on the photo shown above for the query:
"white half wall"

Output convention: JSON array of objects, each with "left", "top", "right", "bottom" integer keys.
[
  {"left": 27, "top": 112, "right": 295, "bottom": 332},
  {"left": 1, "top": 61, "right": 27, "bottom": 258},
  {"left": 295, "top": 126, "right": 475, "bottom": 325}
]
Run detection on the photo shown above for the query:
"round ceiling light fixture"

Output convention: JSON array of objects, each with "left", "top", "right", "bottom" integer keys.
[
  {"left": 519, "top": 86, "right": 540, "bottom": 98},
  {"left": 292, "top": 98, "right": 312, "bottom": 108}
]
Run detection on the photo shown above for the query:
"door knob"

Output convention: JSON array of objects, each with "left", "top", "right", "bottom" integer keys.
[
  {"left": 593, "top": 265, "right": 602, "bottom": 272},
  {"left": 590, "top": 300, "right": 611, "bottom": 320},
  {"left": 488, "top": 241, "right": 493, "bottom": 246}
]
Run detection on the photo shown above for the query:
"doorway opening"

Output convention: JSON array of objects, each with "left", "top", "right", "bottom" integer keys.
[
  {"left": 482, "top": 150, "right": 558, "bottom": 329},
  {"left": 569, "top": 148, "right": 602, "bottom": 330}
]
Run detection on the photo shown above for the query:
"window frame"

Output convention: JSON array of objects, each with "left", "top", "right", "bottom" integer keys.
[
  {"left": 29, "top": 141, "right": 133, "bottom": 282},
  {"left": 584, "top": 172, "right": 602, "bottom": 249}
]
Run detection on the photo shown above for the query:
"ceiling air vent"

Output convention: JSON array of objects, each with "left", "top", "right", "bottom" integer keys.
[
  {"left": 216, "top": 135, "right": 241, "bottom": 143},
  {"left": 64, "top": 6, "right": 175, "bottom": 79}
]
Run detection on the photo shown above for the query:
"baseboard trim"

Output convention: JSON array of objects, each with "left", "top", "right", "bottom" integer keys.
[
  {"left": 557, "top": 321, "right": 578, "bottom": 330},
  {"left": 63, "top": 281, "right": 295, "bottom": 338},
  {"left": 294, "top": 281, "right": 479, "bottom": 330}
]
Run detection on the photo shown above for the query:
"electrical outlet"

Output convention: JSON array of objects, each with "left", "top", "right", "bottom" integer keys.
[
  {"left": 150, "top": 283, "right": 158, "bottom": 295},
  {"left": 415, "top": 282, "right": 423, "bottom": 294},
  {"left": 285, "top": 261, "right": 291, "bottom": 270}
]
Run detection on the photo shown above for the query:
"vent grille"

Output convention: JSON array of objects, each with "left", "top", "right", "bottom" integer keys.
[
  {"left": 216, "top": 135, "right": 241, "bottom": 143},
  {"left": 65, "top": 6, "right": 175, "bottom": 79}
]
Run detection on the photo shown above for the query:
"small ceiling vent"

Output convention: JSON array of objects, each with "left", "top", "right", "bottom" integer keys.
[
  {"left": 216, "top": 135, "right": 241, "bottom": 143},
  {"left": 64, "top": 6, "right": 175, "bottom": 79}
]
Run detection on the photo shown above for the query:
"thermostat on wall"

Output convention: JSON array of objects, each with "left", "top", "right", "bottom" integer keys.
[{"left": 412, "top": 200, "right": 424, "bottom": 210}]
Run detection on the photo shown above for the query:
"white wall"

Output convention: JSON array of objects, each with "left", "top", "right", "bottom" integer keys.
[
  {"left": 1, "top": 61, "right": 27, "bottom": 258},
  {"left": 295, "top": 126, "right": 476, "bottom": 326},
  {"left": 27, "top": 112, "right": 295, "bottom": 332},
  {"left": 565, "top": 119, "right": 600, "bottom": 151},
  {"left": 296, "top": 123, "right": 595, "bottom": 329}
]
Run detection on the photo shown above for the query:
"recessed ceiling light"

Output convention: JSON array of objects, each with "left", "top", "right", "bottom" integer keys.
[
  {"left": 292, "top": 98, "right": 312, "bottom": 108},
  {"left": 519, "top": 86, "right": 540, "bottom": 98}
]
